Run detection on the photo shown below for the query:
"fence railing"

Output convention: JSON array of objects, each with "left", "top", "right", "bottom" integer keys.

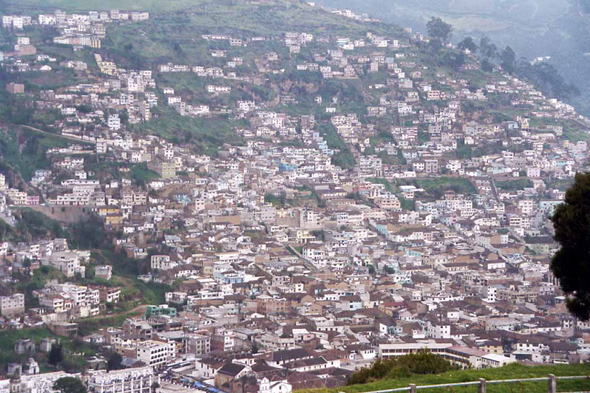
[{"left": 357, "top": 374, "right": 590, "bottom": 393}]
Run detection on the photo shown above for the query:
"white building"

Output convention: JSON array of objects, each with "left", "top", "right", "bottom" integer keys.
[
  {"left": 87, "top": 367, "right": 157, "bottom": 393},
  {"left": 0, "top": 293, "right": 25, "bottom": 316},
  {"left": 108, "top": 114, "right": 121, "bottom": 131},
  {"left": 136, "top": 340, "right": 175, "bottom": 367}
]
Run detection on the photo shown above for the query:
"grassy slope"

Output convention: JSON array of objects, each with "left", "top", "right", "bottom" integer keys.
[
  {"left": 299, "top": 363, "right": 590, "bottom": 393},
  {"left": 131, "top": 163, "right": 160, "bottom": 182},
  {"left": 367, "top": 177, "right": 476, "bottom": 195},
  {"left": 97, "top": 1, "right": 403, "bottom": 70},
  {"left": 0, "top": 0, "right": 211, "bottom": 12},
  {"left": 1, "top": 0, "right": 403, "bottom": 38},
  {"left": 1, "top": 0, "right": 405, "bottom": 156},
  {"left": 2, "top": 208, "right": 70, "bottom": 243}
]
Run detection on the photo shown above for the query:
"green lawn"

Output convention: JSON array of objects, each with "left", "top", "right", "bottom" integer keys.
[
  {"left": 299, "top": 363, "right": 590, "bottom": 393},
  {"left": 545, "top": 179, "right": 574, "bottom": 191},
  {"left": 564, "top": 129, "right": 590, "bottom": 142},
  {"left": 131, "top": 163, "right": 161, "bottom": 182},
  {"left": 496, "top": 179, "right": 534, "bottom": 191},
  {"left": 367, "top": 177, "right": 475, "bottom": 199},
  {"left": 416, "top": 177, "right": 476, "bottom": 195}
]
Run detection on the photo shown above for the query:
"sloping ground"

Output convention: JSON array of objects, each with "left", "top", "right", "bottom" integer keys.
[
  {"left": 0, "top": 0, "right": 404, "bottom": 38},
  {"left": 0, "top": 0, "right": 211, "bottom": 12},
  {"left": 22, "top": 205, "right": 93, "bottom": 223},
  {"left": 315, "top": 0, "right": 590, "bottom": 118},
  {"left": 297, "top": 363, "right": 590, "bottom": 393}
]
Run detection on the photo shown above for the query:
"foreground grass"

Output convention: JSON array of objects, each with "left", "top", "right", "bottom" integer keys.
[{"left": 298, "top": 363, "right": 590, "bottom": 393}]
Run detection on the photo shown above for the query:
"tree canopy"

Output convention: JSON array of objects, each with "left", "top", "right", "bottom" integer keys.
[
  {"left": 551, "top": 172, "right": 590, "bottom": 320},
  {"left": 480, "top": 35, "right": 497, "bottom": 60},
  {"left": 427, "top": 39, "right": 443, "bottom": 53},
  {"left": 517, "top": 61, "right": 580, "bottom": 100},
  {"left": 53, "top": 378, "right": 87, "bottom": 393},
  {"left": 48, "top": 343, "right": 64, "bottom": 366},
  {"left": 440, "top": 52, "right": 466, "bottom": 70},
  {"left": 458, "top": 36, "right": 478, "bottom": 53},
  {"left": 107, "top": 352, "right": 124, "bottom": 371},
  {"left": 500, "top": 46, "right": 516, "bottom": 74},
  {"left": 346, "top": 350, "right": 457, "bottom": 385},
  {"left": 481, "top": 58, "right": 494, "bottom": 72},
  {"left": 426, "top": 17, "right": 453, "bottom": 44}
]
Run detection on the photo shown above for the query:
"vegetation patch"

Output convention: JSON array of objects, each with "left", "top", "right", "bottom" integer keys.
[
  {"left": 346, "top": 351, "right": 458, "bottom": 385},
  {"left": 301, "top": 363, "right": 590, "bottom": 393},
  {"left": 496, "top": 179, "right": 534, "bottom": 190}
]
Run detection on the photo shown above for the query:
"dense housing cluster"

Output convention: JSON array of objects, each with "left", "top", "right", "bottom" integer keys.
[{"left": 0, "top": 2, "right": 589, "bottom": 393}]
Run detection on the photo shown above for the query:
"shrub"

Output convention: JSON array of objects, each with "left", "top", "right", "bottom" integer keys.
[{"left": 347, "top": 350, "right": 458, "bottom": 385}]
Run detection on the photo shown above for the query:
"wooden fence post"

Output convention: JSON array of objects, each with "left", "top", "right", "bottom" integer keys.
[
  {"left": 478, "top": 378, "right": 487, "bottom": 393},
  {"left": 548, "top": 374, "right": 556, "bottom": 393},
  {"left": 409, "top": 383, "right": 417, "bottom": 393}
]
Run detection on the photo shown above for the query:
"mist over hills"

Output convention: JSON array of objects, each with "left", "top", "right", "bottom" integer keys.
[{"left": 316, "top": 0, "right": 590, "bottom": 116}]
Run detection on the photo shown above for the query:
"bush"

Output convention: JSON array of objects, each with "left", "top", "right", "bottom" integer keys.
[{"left": 347, "top": 350, "right": 458, "bottom": 385}]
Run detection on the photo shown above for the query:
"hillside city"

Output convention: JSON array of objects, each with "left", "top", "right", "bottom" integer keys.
[{"left": 0, "top": 2, "right": 589, "bottom": 393}]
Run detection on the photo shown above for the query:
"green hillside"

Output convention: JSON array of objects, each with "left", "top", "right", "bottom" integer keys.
[
  {"left": 299, "top": 363, "right": 590, "bottom": 393},
  {"left": 315, "top": 0, "right": 590, "bottom": 117},
  {"left": 1, "top": 0, "right": 405, "bottom": 67},
  {"left": 0, "top": 0, "right": 209, "bottom": 12},
  {"left": 0, "top": 0, "right": 405, "bottom": 36},
  {"left": 0, "top": 0, "right": 398, "bottom": 38}
]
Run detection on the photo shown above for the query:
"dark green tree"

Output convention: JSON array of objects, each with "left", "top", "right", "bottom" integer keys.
[
  {"left": 53, "top": 377, "right": 87, "bottom": 393},
  {"left": 440, "top": 52, "right": 466, "bottom": 70},
  {"left": 480, "top": 35, "right": 497, "bottom": 59},
  {"left": 346, "top": 350, "right": 457, "bottom": 385},
  {"left": 107, "top": 352, "right": 123, "bottom": 371},
  {"left": 428, "top": 39, "right": 443, "bottom": 53},
  {"left": 517, "top": 61, "right": 580, "bottom": 100},
  {"left": 48, "top": 343, "right": 64, "bottom": 366},
  {"left": 500, "top": 46, "right": 516, "bottom": 74},
  {"left": 481, "top": 58, "right": 494, "bottom": 72},
  {"left": 551, "top": 172, "right": 590, "bottom": 320},
  {"left": 69, "top": 215, "right": 107, "bottom": 249},
  {"left": 426, "top": 17, "right": 453, "bottom": 44},
  {"left": 458, "top": 36, "right": 478, "bottom": 53}
]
